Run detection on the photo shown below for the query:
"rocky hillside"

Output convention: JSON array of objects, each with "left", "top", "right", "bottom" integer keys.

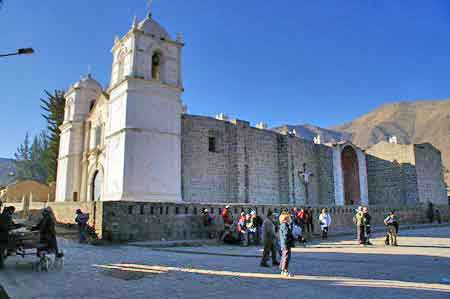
[
  {"left": 0, "top": 158, "right": 16, "bottom": 187},
  {"left": 332, "top": 99, "right": 450, "bottom": 172},
  {"left": 274, "top": 99, "right": 450, "bottom": 188}
]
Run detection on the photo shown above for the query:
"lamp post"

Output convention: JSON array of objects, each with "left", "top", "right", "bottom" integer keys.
[{"left": 0, "top": 48, "right": 34, "bottom": 58}]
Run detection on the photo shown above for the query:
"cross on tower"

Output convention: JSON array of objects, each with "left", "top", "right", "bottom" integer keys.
[
  {"left": 298, "top": 163, "right": 314, "bottom": 205},
  {"left": 147, "top": 0, "right": 153, "bottom": 17}
]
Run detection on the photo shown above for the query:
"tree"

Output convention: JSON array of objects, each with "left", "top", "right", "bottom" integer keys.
[
  {"left": 14, "top": 132, "right": 33, "bottom": 180},
  {"left": 40, "top": 90, "right": 65, "bottom": 183},
  {"left": 14, "top": 131, "right": 50, "bottom": 183},
  {"left": 30, "top": 132, "right": 49, "bottom": 183}
]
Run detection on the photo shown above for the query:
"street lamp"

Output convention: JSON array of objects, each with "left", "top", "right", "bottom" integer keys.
[{"left": 0, "top": 48, "right": 34, "bottom": 58}]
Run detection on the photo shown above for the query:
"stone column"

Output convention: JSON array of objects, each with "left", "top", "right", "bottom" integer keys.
[{"left": 333, "top": 145, "right": 344, "bottom": 206}]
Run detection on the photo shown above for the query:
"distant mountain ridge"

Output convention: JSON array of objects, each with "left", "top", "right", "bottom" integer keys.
[
  {"left": 0, "top": 158, "right": 16, "bottom": 187},
  {"left": 272, "top": 124, "right": 350, "bottom": 144},
  {"left": 273, "top": 98, "right": 450, "bottom": 188}
]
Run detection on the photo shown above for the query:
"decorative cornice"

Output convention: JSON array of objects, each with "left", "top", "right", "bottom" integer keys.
[{"left": 107, "top": 75, "right": 182, "bottom": 94}]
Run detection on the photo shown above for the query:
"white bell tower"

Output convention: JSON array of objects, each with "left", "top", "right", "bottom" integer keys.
[{"left": 103, "top": 13, "right": 184, "bottom": 202}]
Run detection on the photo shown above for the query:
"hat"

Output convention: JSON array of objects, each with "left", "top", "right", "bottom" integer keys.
[
  {"left": 225, "top": 205, "right": 230, "bottom": 209},
  {"left": 204, "top": 208, "right": 208, "bottom": 212},
  {"left": 76, "top": 209, "right": 82, "bottom": 214}
]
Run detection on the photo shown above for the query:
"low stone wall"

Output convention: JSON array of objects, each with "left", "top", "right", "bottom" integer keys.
[
  {"left": 7, "top": 199, "right": 449, "bottom": 242},
  {"left": 101, "top": 202, "right": 450, "bottom": 242}
]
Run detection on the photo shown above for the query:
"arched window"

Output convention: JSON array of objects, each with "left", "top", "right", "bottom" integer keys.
[
  {"left": 117, "top": 50, "right": 126, "bottom": 83},
  {"left": 151, "top": 52, "right": 161, "bottom": 81}
]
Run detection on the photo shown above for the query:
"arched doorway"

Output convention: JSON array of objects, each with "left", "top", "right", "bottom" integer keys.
[
  {"left": 91, "top": 170, "right": 103, "bottom": 201},
  {"left": 341, "top": 146, "right": 360, "bottom": 205}
]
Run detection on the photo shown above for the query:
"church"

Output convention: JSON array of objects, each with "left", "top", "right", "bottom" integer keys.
[{"left": 55, "top": 13, "right": 448, "bottom": 207}]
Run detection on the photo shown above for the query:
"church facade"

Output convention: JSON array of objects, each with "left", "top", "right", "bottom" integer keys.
[{"left": 55, "top": 14, "right": 448, "bottom": 207}]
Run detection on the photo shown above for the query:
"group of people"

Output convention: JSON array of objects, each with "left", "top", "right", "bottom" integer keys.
[
  {"left": 354, "top": 206, "right": 401, "bottom": 246},
  {"left": 0, "top": 204, "right": 62, "bottom": 258},
  {"left": 287, "top": 207, "right": 332, "bottom": 242},
  {"left": 354, "top": 206, "right": 373, "bottom": 245},
  {"left": 219, "top": 206, "right": 263, "bottom": 246},
  {"left": 220, "top": 205, "right": 333, "bottom": 277}
]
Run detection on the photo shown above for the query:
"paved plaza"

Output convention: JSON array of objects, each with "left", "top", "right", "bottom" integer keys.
[{"left": 1, "top": 226, "right": 450, "bottom": 299}]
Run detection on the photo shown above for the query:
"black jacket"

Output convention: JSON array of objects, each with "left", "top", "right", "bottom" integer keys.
[{"left": 33, "top": 214, "right": 57, "bottom": 251}]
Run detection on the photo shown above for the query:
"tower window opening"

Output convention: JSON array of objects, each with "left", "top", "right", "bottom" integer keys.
[{"left": 208, "top": 137, "right": 216, "bottom": 153}]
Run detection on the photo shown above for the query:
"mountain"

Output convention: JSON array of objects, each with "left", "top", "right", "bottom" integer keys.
[
  {"left": 272, "top": 124, "right": 350, "bottom": 144},
  {"left": 0, "top": 158, "right": 16, "bottom": 187},
  {"left": 332, "top": 99, "right": 450, "bottom": 188},
  {"left": 273, "top": 99, "right": 450, "bottom": 189}
]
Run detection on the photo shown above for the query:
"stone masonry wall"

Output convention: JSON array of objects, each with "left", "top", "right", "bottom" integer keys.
[
  {"left": 181, "top": 115, "right": 334, "bottom": 205},
  {"left": 285, "top": 136, "right": 335, "bottom": 206},
  {"left": 366, "top": 155, "right": 418, "bottom": 205},
  {"left": 366, "top": 142, "right": 419, "bottom": 205},
  {"left": 100, "top": 201, "right": 449, "bottom": 242},
  {"left": 414, "top": 143, "right": 448, "bottom": 204},
  {"left": 8, "top": 200, "right": 449, "bottom": 242},
  {"left": 366, "top": 141, "right": 447, "bottom": 205},
  {"left": 181, "top": 115, "right": 237, "bottom": 202}
]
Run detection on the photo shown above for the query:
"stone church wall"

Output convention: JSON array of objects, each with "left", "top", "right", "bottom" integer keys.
[
  {"left": 242, "top": 126, "right": 281, "bottom": 204},
  {"left": 414, "top": 143, "right": 448, "bottom": 204},
  {"left": 366, "top": 155, "right": 418, "bottom": 205},
  {"left": 181, "top": 115, "right": 334, "bottom": 205},
  {"left": 284, "top": 137, "right": 334, "bottom": 206},
  {"left": 181, "top": 115, "right": 237, "bottom": 203},
  {"left": 366, "top": 141, "right": 447, "bottom": 205}
]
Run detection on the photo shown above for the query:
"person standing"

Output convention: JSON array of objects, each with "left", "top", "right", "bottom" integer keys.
[
  {"left": 221, "top": 205, "right": 233, "bottom": 228},
  {"left": 426, "top": 202, "right": 434, "bottom": 223},
  {"left": 318, "top": 208, "right": 331, "bottom": 240},
  {"left": 75, "top": 209, "right": 89, "bottom": 243},
  {"left": 306, "top": 207, "right": 314, "bottom": 236},
  {"left": 435, "top": 209, "right": 442, "bottom": 224},
  {"left": 384, "top": 211, "right": 398, "bottom": 246},
  {"left": 362, "top": 207, "right": 373, "bottom": 245},
  {"left": 279, "top": 212, "right": 294, "bottom": 277},
  {"left": 354, "top": 207, "right": 365, "bottom": 245},
  {"left": 260, "top": 210, "right": 279, "bottom": 267},
  {"left": 245, "top": 213, "right": 255, "bottom": 245},
  {"left": 237, "top": 212, "right": 247, "bottom": 246},
  {"left": 221, "top": 205, "right": 233, "bottom": 242}
]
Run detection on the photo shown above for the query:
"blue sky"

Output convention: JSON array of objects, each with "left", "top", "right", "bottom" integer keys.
[{"left": 1, "top": 0, "right": 450, "bottom": 158}]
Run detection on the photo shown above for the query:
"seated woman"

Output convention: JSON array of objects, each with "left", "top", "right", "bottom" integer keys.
[{"left": 32, "top": 208, "right": 62, "bottom": 257}]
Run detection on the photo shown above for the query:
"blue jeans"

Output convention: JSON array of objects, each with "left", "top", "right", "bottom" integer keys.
[{"left": 78, "top": 225, "right": 87, "bottom": 242}]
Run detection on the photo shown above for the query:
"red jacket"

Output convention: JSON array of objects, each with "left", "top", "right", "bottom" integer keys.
[{"left": 222, "top": 209, "right": 233, "bottom": 225}]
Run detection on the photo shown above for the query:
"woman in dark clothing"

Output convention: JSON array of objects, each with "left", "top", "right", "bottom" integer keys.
[
  {"left": 32, "top": 208, "right": 59, "bottom": 256},
  {"left": 279, "top": 212, "right": 294, "bottom": 277},
  {"left": 362, "top": 207, "right": 373, "bottom": 245}
]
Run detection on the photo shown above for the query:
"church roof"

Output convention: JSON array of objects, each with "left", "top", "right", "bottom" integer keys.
[
  {"left": 73, "top": 74, "right": 103, "bottom": 91},
  {"left": 138, "top": 16, "right": 170, "bottom": 39}
]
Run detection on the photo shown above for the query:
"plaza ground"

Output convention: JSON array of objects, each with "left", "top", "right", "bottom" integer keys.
[{"left": 1, "top": 226, "right": 450, "bottom": 299}]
